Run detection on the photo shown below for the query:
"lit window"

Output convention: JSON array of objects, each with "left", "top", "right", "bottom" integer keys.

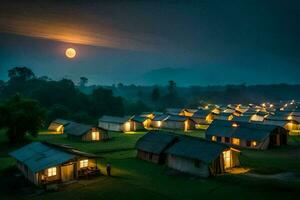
[
  {"left": 232, "top": 122, "right": 239, "bottom": 128},
  {"left": 157, "top": 121, "right": 161, "bottom": 127},
  {"left": 287, "top": 116, "right": 293, "bottom": 120},
  {"left": 124, "top": 122, "right": 131, "bottom": 132},
  {"left": 80, "top": 159, "right": 88, "bottom": 168},
  {"left": 232, "top": 138, "right": 240, "bottom": 145},
  {"left": 212, "top": 136, "right": 217, "bottom": 141},
  {"left": 251, "top": 141, "right": 257, "bottom": 147},
  {"left": 92, "top": 131, "right": 99, "bottom": 140},
  {"left": 47, "top": 167, "right": 57, "bottom": 177}
]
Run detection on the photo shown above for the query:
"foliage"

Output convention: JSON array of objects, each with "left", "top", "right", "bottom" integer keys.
[{"left": 0, "top": 95, "right": 45, "bottom": 143}]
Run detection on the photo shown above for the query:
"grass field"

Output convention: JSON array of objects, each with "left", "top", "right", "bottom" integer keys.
[{"left": 0, "top": 129, "right": 300, "bottom": 200}]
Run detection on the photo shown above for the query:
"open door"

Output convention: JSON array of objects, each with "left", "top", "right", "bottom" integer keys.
[
  {"left": 61, "top": 164, "right": 74, "bottom": 182},
  {"left": 223, "top": 150, "right": 232, "bottom": 169}
]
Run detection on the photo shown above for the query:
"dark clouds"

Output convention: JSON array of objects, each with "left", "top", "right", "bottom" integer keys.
[{"left": 0, "top": 0, "right": 299, "bottom": 85}]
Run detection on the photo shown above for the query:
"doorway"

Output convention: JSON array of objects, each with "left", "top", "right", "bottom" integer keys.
[{"left": 61, "top": 164, "right": 74, "bottom": 182}]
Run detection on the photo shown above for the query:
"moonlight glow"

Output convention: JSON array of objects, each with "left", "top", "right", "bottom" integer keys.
[{"left": 65, "top": 48, "right": 76, "bottom": 58}]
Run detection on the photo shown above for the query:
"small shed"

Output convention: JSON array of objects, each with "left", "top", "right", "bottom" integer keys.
[
  {"left": 98, "top": 115, "right": 135, "bottom": 132},
  {"left": 131, "top": 116, "right": 151, "bottom": 130},
  {"left": 205, "top": 120, "right": 288, "bottom": 150},
  {"left": 48, "top": 119, "right": 73, "bottom": 134},
  {"left": 9, "top": 142, "right": 99, "bottom": 186},
  {"left": 214, "top": 112, "right": 234, "bottom": 121},
  {"left": 166, "top": 136, "right": 240, "bottom": 177},
  {"left": 191, "top": 109, "right": 214, "bottom": 129},
  {"left": 151, "top": 114, "right": 169, "bottom": 129},
  {"left": 136, "top": 132, "right": 177, "bottom": 164},
  {"left": 163, "top": 115, "right": 195, "bottom": 131},
  {"left": 65, "top": 122, "right": 109, "bottom": 141}
]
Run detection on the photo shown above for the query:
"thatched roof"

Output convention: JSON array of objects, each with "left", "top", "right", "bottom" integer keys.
[
  {"left": 136, "top": 132, "right": 177, "bottom": 154},
  {"left": 166, "top": 136, "right": 229, "bottom": 164},
  {"left": 9, "top": 142, "right": 97, "bottom": 173},
  {"left": 206, "top": 119, "right": 286, "bottom": 141}
]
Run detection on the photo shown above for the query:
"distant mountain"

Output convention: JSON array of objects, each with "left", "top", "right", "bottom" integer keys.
[{"left": 139, "top": 67, "right": 200, "bottom": 86}]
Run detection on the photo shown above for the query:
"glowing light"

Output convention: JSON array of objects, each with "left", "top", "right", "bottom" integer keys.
[
  {"left": 252, "top": 141, "right": 257, "bottom": 147},
  {"left": 56, "top": 125, "right": 63, "bottom": 132},
  {"left": 232, "top": 122, "right": 239, "bottom": 128},
  {"left": 157, "top": 121, "right": 162, "bottom": 127},
  {"left": 65, "top": 48, "right": 76, "bottom": 58},
  {"left": 287, "top": 115, "right": 293, "bottom": 120},
  {"left": 124, "top": 122, "right": 131, "bottom": 132},
  {"left": 212, "top": 136, "right": 217, "bottom": 141}
]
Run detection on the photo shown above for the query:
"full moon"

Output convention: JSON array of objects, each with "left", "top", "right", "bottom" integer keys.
[{"left": 65, "top": 48, "right": 76, "bottom": 58}]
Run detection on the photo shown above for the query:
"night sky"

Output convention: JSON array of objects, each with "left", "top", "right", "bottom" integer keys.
[{"left": 0, "top": 0, "right": 299, "bottom": 86}]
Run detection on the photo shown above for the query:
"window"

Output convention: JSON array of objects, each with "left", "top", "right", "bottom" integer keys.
[
  {"left": 251, "top": 141, "right": 257, "bottom": 147},
  {"left": 232, "top": 138, "right": 240, "bottom": 145},
  {"left": 47, "top": 167, "right": 57, "bottom": 177},
  {"left": 92, "top": 131, "right": 99, "bottom": 140},
  {"left": 211, "top": 136, "right": 217, "bottom": 141},
  {"left": 246, "top": 140, "right": 251, "bottom": 147},
  {"left": 80, "top": 159, "right": 88, "bottom": 168},
  {"left": 225, "top": 137, "right": 230, "bottom": 143}
]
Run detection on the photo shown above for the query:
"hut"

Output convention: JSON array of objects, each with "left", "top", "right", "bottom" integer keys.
[
  {"left": 205, "top": 120, "right": 288, "bottom": 150},
  {"left": 249, "top": 111, "right": 268, "bottom": 122},
  {"left": 214, "top": 112, "right": 234, "bottom": 121},
  {"left": 65, "top": 122, "right": 109, "bottom": 141},
  {"left": 9, "top": 142, "right": 99, "bottom": 186},
  {"left": 166, "top": 136, "right": 240, "bottom": 177},
  {"left": 47, "top": 119, "right": 73, "bottom": 134},
  {"left": 98, "top": 115, "right": 134, "bottom": 132},
  {"left": 264, "top": 114, "right": 300, "bottom": 133},
  {"left": 163, "top": 115, "right": 195, "bottom": 131},
  {"left": 190, "top": 109, "right": 214, "bottom": 129},
  {"left": 151, "top": 114, "right": 169, "bottom": 129},
  {"left": 136, "top": 132, "right": 177, "bottom": 164},
  {"left": 131, "top": 116, "right": 151, "bottom": 130},
  {"left": 166, "top": 108, "right": 185, "bottom": 116}
]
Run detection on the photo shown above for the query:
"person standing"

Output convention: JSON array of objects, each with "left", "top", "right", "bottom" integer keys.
[{"left": 106, "top": 163, "right": 111, "bottom": 176}]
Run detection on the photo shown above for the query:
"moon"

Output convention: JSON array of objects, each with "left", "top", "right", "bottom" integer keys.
[{"left": 65, "top": 48, "right": 76, "bottom": 58}]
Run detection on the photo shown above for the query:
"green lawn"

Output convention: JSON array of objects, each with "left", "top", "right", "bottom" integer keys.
[{"left": 0, "top": 129, "right": 300, "bottom": 200}]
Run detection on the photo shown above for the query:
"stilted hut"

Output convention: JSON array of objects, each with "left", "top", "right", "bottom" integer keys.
[
  {"left": 136, "top": 132, "right": 177, "bottom": 164},
  {"left": 166, "top": 136, "right": 240, "bottom": 177},
  {"left": 205, "top": 120, "right": 288, "bottom": 150},
  {"left": 65, "top": 122, "right": 109, "bottom": 141},
  {"left": 9, "top": 142, "right": 99, "bottom": 186}
]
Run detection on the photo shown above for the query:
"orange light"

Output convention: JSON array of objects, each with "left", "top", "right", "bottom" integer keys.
[
  {"left": 65, "top": 48, "right": 76, "bottom": 58},
  {"left": 232, "top": 123, "right": 239, "bottom": 128}
]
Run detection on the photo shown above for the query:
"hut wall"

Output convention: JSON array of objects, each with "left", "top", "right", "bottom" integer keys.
[
  {"left": 151, "top": 121, "right": 164, "bottom": 128},
  {"left": 17, "top": 161, "right": 39, "bottom": 185},
  {"left": 163, "top": 121, "right": 185, "bottom": 130},
  {"left": 166, "top": 155, "right": 210, "bottom": 177},
  {"left": 99, "top": 122, "right": 123, "bottom": 132},
  {"left": 137, "top": 150, "right": 161, "bottom": 164},
  {"left": 43, "top": 166, "right": 61, "bottom": 182}
]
